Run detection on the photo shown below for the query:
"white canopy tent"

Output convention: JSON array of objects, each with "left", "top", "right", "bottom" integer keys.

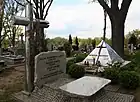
[{"left": 82, "top": 40, "right": 124, "bottom": 66}]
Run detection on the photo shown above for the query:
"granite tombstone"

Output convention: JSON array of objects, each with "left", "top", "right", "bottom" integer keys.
[{"left": 34, "top": 51, "right": 66, "bottom": 87}]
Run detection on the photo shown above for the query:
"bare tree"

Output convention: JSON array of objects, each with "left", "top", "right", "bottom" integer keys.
[
  {"left": 4, "top": 0, "right": 24, "bottom": 52},
  {"left": 15, "top": 0, "right": 53, "bottom": 54},
  {"left": 33, "top": 0, "right": 53, "bottom": 54}
]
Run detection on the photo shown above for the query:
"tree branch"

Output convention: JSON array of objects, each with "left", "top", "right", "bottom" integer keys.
[
  {"left": 110, "top": 0, "right": 119, "bottom": 10},
  {"left": 14, "top": 0, "right": 25, "bottom": 7},
  {"left": 43, "top": 0, "right": 53, "bottom": 19},
  {"left": 97, "top": 0, "right": 112, "bottom": 16},
  {"left": 120, "top": 0, "right": 132, "bottom": 21},
  {"left": 43, "top": 0, "right": 50, "bottom": 9},
  {"left": 33, "top": 0, "right": 37, "bottom": 4},
  {"left": 33, "top": 0, "right": 40, "bottom": 18},
  {"left": 26, "top": 0, "right": 31, "bottom": 4},
  {"left": 1, "top": 34, "right": 7, "bottom": 41},
  {"left": 40, "top": 0, "right": 43, "bottom": 19},
  {"left": 42, "top": 0, "right": 50, "bottom": 15}
]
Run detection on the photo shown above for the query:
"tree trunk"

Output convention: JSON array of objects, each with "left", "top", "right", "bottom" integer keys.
[
  {"left": 110, "top": 17, "right": 124, "bottom": 58},
  {"left": 0, "top": 0, "right": 3, "bottom": 55},
  {"left": 97, "top": 0, "right": 132, "bottom": 59},
  {"left": 34, "top": 20, "right": 40, "bottom": 55},
  {"left": 103, "top": 9, "right": 107, "bottom": 41},
  {"left": 12, "top": 28, "right": 16, "bottom": 48},
  {"left": 12, "top": 27, "right": 16, "bottom": 54},
  {"left": 39, "top": 28, "right": 47, "bottom": 52},
  {"left": 34, "top": 25, "right": 47, "bottom": 55}
]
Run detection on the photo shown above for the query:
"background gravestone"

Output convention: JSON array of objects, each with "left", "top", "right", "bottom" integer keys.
[
  {"left": 34, "top": 51, "right": 66, "bottom": 87},
  {"left": 15, "top": 46, "right": 25, "bottom": 56}
]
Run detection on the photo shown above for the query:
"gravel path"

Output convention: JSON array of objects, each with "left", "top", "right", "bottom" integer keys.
[{"left": 13, "top": 74, "right": 135, "bottom": 102}]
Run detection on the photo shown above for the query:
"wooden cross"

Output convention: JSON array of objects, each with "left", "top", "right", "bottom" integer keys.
[{"left": 12, "top": 3, "right": 49, "bottom": 94}]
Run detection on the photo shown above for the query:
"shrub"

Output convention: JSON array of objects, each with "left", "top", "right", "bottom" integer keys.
[
  {"left": 58, "top": 46, "right": 64, "bottom": 51},
  {"left": 119, "top": 62, "right": 136, "bottom": 72},
  {"left": 119, "top": 71, "right": 140, "bottom": 89},
  {"left": 72, "top": 45, "right": 78, "bottom": 51},
  {"left": 133, "top": 51, "right": 140, "bottom": 64},
  {"left": 63, "top": 42, "right": 72, "bottom": 57},
  {"left": 124, "top": 49, "right": 133, "bottom": 60},
  {"left": 75, "top": 53, "right": 88, "bottom": 63},
  {"left": 68, "top": 64, "right": 85, "bottom": 78},
  {"left": 66, "top": 59, "right": 75, "bottom": 73},
  {"left": 104, "top": 68, "right": 119, "bottom": 84}
]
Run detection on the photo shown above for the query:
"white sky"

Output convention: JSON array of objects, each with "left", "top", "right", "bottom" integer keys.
[
  {"left": 20, "top": 0, "right": 140, "bottom": 39},
  {"left": 46, "top": 0, "right": 140, "bottom": 39}
]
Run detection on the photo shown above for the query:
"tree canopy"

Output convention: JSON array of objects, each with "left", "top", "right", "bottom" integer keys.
[{"left": 69, "top": 34, "right": 72, "bottom": 45}]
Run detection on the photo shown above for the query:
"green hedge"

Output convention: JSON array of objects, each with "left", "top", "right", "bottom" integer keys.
[
  {"left": 119, "top": 62, "right": 137, "bottom": 71},
  {"left": 68, "top": 64, "right": 85, "bottom": 78},
  {"left": 119, "top": 71, "right": 140, "bottom": 89},
  {"left": 66, "top": 59, "right": 75, "bottom": 73},
  {"left": 104, "top": 68, "right": 119, "bottom": 84},
  {"left": 63, "top": 42, "right": 72, "bottom": 57},
  {"left": 75, "top": 53, "right": 88, "bottom": 63}
]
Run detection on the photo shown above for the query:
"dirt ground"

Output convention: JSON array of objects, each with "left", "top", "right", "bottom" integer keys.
[{"left": 0, "top": 66, "right": 25, "bottom": 102}]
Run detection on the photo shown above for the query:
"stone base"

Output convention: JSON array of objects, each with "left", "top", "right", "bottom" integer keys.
[
  {"left": 13, "top": 74, "right": 135, "bottom": 102},
  {"left": 77, "top": 60, "right": 131, "bottom": 68},
  {"left": 120, "top": 61, "right": 131, "bottom": 67},
  {"left": 104, "top": 85, "right": 120, "bottom": 92},
  {"left": 22, "top": 91, "right": 31, "bottom": 96},
  {"left": 13, "top": 88, "right": 135, "bottom": 102}
]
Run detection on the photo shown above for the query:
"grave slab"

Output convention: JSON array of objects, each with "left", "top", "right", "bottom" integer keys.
[
  {"left": 59, "top": 76, "right": 111, "bottom": 97},
  {"left": 0, "top": 55, "right": 24, "bottom": 65}
]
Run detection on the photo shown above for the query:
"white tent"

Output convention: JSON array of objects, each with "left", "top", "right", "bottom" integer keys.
[{"left": 82, "top": 40, "right": 124, "bottom": 66}]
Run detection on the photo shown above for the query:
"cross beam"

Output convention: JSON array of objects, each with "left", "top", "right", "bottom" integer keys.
[{"left": 12, "top": 16, "right": 49, "bottom": 28}]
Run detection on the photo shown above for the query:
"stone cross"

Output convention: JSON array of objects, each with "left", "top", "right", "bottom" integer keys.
[{"left": 12, "top": 3, "right": 49, "bottom": 94}]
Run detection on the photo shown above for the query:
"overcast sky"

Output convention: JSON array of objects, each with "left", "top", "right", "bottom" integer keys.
[{"left": 21, "top": 0, "right": 140, "bottom": 39}]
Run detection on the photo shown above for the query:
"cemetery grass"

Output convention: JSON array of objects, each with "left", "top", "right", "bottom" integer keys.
[{"left": 0, "top": 66, "right": 24, "bottom": 102}]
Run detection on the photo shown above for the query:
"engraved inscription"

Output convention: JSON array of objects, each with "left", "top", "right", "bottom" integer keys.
[{"left": 35, "top": 51, "right": 66, "bottom": 87}]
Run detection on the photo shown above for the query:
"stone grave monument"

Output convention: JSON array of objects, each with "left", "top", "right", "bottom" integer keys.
[
  {"left": 0, "top": 55, "right": 24, "bottom": 65},
  {"left": 15, "top": 33, "right": 25, "bottom": 56},
  {"left": 34, "top": 51, "right": 66, "bottom": 88}
]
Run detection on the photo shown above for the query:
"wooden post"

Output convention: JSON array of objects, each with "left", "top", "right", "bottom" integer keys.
[{"left": 24, "top": 3, "right": 34, "bottom": 93}]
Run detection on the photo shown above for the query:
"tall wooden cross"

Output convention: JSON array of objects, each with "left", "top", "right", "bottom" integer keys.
[{"left": 12, "top": 3, "right": 49, "bottom": 94}]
